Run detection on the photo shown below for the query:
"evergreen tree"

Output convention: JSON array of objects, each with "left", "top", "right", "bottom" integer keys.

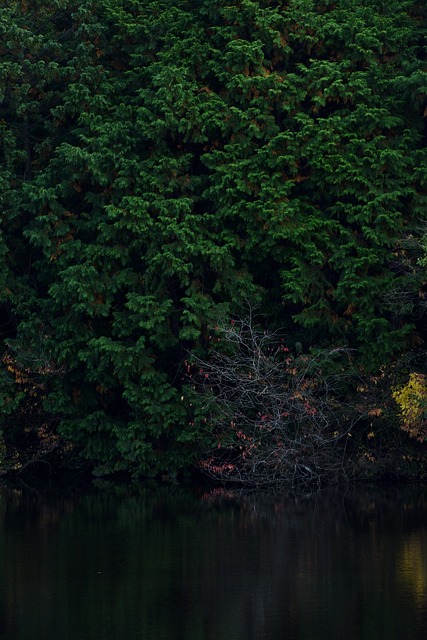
[{"left": 0, "top": 0, "right": 425, "bottom": 476}]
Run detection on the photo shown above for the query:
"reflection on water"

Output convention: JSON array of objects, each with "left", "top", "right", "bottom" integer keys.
[{"left": 0, "top": 481, "right": 426, "bottom": 640}]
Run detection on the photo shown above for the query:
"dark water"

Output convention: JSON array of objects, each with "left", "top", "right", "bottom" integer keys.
[{"left": 0, "top": 481, "right": 426, "bottom": 640}]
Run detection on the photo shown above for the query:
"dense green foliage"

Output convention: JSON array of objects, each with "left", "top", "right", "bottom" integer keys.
[{"left": 0, "top": 0, "right": 425, "bottom": 479}]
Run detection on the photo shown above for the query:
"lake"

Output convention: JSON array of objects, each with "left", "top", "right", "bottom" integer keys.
[{"left": 0, "top": 481, "right": 426, "bottom": 640}]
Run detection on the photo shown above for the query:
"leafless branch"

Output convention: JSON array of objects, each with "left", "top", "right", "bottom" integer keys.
[{"left": 190, "top": 315, "right": 364, "bottom": 488}]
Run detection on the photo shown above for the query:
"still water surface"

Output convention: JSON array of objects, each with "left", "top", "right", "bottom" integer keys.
[{"left": 0, "top": 482, "right": 426, "bottom": 640}]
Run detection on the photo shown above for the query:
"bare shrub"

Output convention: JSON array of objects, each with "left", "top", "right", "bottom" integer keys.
[{"left": 190, "top": 314, "right": 362, "bottom": 488}]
